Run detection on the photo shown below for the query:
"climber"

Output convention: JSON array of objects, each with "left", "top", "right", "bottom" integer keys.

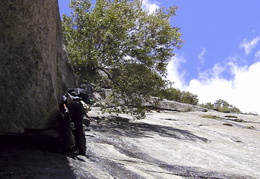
[{"left": 58, "top": 87, "right": 93, "bottom": 155}]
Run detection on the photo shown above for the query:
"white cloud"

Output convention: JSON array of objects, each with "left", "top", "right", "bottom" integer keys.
[
  {"left": 255, "top": 50, "right": 260, "bottom": 60},
  {"left": 166, "top": 54, "right": 186, "bottom": 89},
  {"left": 167, "top": 55, "right": 260, "bottom": 114},
  {"left": 142, "top": 0, "right": 159, "bottom": 14},
  {"left": 198, "top": 47, "right": 206, "bottom": 64},
  {"left": 187, "top": 77, "right": 233, "bottom": 105},
  {"left": 240, "top": 36, "right": 260, "bottom": 55},
  {"left": 198, "top": 63, "right": 226, "bottom": 82},
  {"left": 229, "top": 62, "right": 260, "bottom": 113}
]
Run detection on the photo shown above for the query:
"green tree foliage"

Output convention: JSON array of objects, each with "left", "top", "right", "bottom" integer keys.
[
  {"left": 181, "top": 91, "right": 199, "bottom": 105},
  {"left": 201, "top": 99, "right": 242, "bottom": 113},
  {"left": 62, "top": 0, "right": 183, "bottom": 113},
  {"left": 154, "top": 88, "right": 199, "bottom": 105}
]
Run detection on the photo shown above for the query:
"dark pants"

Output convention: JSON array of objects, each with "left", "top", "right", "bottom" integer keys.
[{"left": 60, "top": 102, "right": 86, "bottom": 149}]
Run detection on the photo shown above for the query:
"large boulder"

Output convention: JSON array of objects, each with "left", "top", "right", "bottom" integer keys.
[
  {"left": 0, "top": 0, "right": 76, "bottom": 133},
  {"left": 157, "top": 99, "right": 208, "bottom": 112}
]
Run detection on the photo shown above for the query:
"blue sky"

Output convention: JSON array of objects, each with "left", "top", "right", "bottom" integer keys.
[{"left": 58, "top": 0, "right": 260, "bottom": 114}]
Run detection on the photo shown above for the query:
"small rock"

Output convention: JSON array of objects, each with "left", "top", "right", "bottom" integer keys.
[{"left": 223, "top": 123, "right": 233, "bottom": 126}]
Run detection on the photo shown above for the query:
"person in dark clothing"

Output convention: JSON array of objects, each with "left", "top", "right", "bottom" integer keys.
[{"left": 59, "top": 92, "right": 87, "bottom": 155}]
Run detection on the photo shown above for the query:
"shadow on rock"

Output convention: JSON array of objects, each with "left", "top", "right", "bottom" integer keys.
[
  {"left": 0, "top": 133, "right": 77, "bottom": 179},
  {"left": 88, "top": 116, "right": 252, "bottom": 179},
  {"left": 93, "top": 116, "right": 208, "bottom": 142}
]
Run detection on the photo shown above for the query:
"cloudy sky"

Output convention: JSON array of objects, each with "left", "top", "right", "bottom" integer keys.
[{"left": 59, "top": 0, "right": 260, "bottom": 114}]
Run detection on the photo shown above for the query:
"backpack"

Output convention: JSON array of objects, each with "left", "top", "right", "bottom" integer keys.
[{"left": 68, "top": 87, "right": 94, "bottom": 105}]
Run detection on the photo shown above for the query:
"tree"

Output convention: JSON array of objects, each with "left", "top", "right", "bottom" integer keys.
[
  {"left": 154, "top": 88, "right": 199, "bottom": 105},
  {"left": 181, "top": 91, "right": 199, "bottom": 105},
  {"left": 201, "top": 99, "right": 241, "bottom": 113},
  {"left": 62, "top": 0, "right": 183, "bottom": 115}
]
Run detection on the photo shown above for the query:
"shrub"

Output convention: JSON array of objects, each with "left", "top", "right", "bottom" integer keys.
[
  {"left": 200, "top": 115, "right": 221, "bottom": 120},
  {"left": 200, "top": 99, "right": 242, "bottom": 113},
  {"left": 153, "top": 87, "right": 199, "bottom": 105}
]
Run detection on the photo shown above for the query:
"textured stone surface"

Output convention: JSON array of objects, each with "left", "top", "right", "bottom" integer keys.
[
  {"left": 0, "top": 108, "right": 259, "bottom": 178},
  {"left": 157, "top": 99, "right": 208, "bottom": 112},
  {"left": 144, "top": 98, "right": 208, "bottom": 112},
  {"left": 0, "top": 0, "right": 76, "bottom": 133}
]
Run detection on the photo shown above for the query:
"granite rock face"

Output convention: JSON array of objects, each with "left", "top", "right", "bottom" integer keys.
[
  {"left": 3, "top": 108, "right": 259, "bottom": 178},
  {"left": 0, "top": 0, "right": 76, "bottom": 133}
]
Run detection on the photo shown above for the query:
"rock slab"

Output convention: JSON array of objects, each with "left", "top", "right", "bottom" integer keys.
[{"left": 1, "top": 109, "right": 260, "bottom": 178}]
